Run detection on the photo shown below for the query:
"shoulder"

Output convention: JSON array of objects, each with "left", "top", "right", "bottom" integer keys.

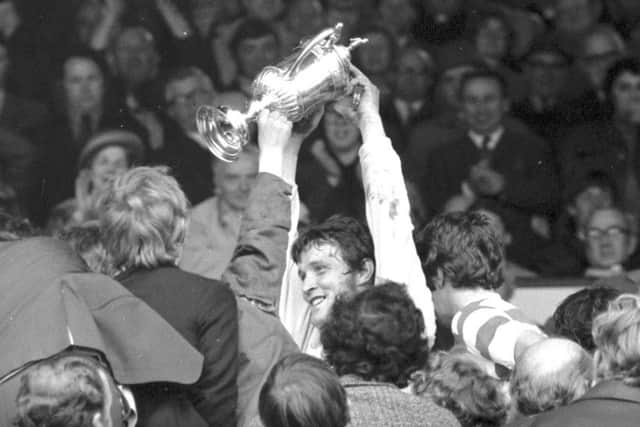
[{"left": 190, "top": 197, "right": 218, "bottom": 223}]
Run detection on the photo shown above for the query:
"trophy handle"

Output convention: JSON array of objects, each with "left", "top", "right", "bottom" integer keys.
[{"left": 285, "top": 23, "right": 343, "bottom": 79}]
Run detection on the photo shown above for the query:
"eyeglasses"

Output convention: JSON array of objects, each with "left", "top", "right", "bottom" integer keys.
[{"left": 584, "top": 226, "right": 629, "bottom": 240}]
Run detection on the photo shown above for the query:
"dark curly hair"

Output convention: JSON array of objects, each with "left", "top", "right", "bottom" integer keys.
[
  {"left": 418, "top": 351, "right": 510, "bottom": 427},
  {"left": 320, "top": 282, "right": 429, "bottom": 388},
  {"left": 259, "top": 353, "right": 349, "bottom": 427},
  {"left": 291, "top": 215, "right": 375, "bottom": 281},
  {"left": 550, "top": 286, "right": 621, "bottom": 351},
  {"left": 417, "top": 211, "right": 504, "bottom": 291}
]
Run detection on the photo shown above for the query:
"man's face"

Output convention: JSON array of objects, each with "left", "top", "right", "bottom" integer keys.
[
  {"left": 298, "top": 242, "right": 363, "bottom": 327},
  {"left": 584, "top": 209, "right": 632, "bottom": 268},
  {"left": 64, "top": 57, "right": 104, "bottom": 113},
  {"left": 611, "top": 71, "right": 640, "bottom": 124},
  {"left": 394, "top": 50, "right": 433, "bottom": 102},
  {"left": 435, "top": 65, "right": 475, "bottom": 110},
  {"left": 167, "top": 76, "right": 214, "bottom": 132},
  {"left": 323, "top": 107, "right": 360, "bottom": 150},
  {"left": 570, "top": 185, "right": 613, "bottom": 229},
  {"left": 525, "top": 51, "right": 569, "bottom": 99},
  {"left": 460, "top": 77, "right": 508, "bottom": 134},
  {"left": 90, "top": 146, "right": 130, "bottom": 193},
  {"left": 580, "top": 33, "right": 622, "bottom": 89},
  {"left": 213, "top": 152, "right": 258, "bottom": 210},
  {"left": 236, "top": 34, "right": 279, "bottom": 80},
  {"left": 114, "top": 28, "right": 159, "bottom": 86}
]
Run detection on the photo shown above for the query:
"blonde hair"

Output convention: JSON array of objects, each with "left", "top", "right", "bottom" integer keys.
[
  {"left": 592, "top": 294, "right": 640, "bottom": 386},
  {"left": 98, "top": 166, "right": 189, "bottom": 272}
]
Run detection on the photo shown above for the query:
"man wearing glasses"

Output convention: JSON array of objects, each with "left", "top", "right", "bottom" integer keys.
[{"left": 581, "top": 206, "right": 640, "bottom": 282}]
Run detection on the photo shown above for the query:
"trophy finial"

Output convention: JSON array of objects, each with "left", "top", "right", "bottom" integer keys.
[{"left": 347, "top": 37, "right": 368, "bottom": 51}]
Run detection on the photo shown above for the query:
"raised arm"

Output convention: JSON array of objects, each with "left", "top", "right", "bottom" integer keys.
[
  {"left": 350, "top": 66, "right": 437, "bottom": 344},
  {"left": 221, "top": 111, "right": 295, "bottom": 311}
]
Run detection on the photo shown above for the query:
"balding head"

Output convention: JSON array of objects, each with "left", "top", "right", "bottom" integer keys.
[{"left": 511, "top": 338, "right": 593, "bottom": 416}]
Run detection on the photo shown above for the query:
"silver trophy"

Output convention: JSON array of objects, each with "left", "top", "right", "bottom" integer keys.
[{"left": 196, "top": 23, "right": 367, "bottom": 162}]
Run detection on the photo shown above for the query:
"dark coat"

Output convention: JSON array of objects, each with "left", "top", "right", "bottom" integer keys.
[
  {"left": 423, "top": 128, "right": 559, "bottom": 265},
  {"left": 117, "top": 172, "right": 295, "bottom": 427},
  {"left": 155, "top": 122, "right": 214, "bottom": 207},
  {"left": 0, "top": 237, "right": 203, "bottom": 427},
  {"left": 531, "top": 379, "right": 640, "bottom": 427}
]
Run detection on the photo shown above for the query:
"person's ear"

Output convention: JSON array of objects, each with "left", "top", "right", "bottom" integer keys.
[
  {"left": 502, "top": 98, "right": 511, "bottom": 114},
  {"left": 627, "top": 232, "right": 638, "bottom": 257},
  {"left": 355, "top": 258, "right": 375, "bottom": 287},
  {"left": 432, "top": 268, "right": 447, "bottom": 290}
]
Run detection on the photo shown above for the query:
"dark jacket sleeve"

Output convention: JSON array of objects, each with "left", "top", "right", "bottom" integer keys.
[
  {"left": 222, "top": 172, "right": 292, "bottom": 311},
  {"left": 192, "top": 283, "right": 239, "bottom": 427}
]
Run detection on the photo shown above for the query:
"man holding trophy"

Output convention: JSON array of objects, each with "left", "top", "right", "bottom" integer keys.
[{"left": 195, "top": 22, "right": 435, "bottom": 357}]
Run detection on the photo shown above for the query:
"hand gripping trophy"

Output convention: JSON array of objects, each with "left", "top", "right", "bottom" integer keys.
[{"left": 196, "top": 22, "right": 367, "bottom": 162}]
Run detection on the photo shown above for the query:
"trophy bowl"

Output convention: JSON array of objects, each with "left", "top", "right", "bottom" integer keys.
[{"left": 196, "top": 22, "right": 367, "bottom": 162}]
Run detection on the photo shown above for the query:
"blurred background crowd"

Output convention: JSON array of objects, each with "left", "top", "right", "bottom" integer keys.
[
  {"left": 3, "top": 0, "right": 640, "bottom": 281},
  {"left": 4, "top": 1, "right": 640, "bottom": 427}
]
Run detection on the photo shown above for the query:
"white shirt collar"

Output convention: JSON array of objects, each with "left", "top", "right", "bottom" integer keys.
[{"left": 468, "top": 127, "right": 504, "bottom": 151}]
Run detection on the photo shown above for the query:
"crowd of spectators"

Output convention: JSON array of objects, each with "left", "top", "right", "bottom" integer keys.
[{"left": 5, "top": 0, "right": 640, "bottom": 426}]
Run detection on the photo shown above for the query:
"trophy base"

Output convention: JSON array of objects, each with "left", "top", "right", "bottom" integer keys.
[{"left": 196, "top": 105, "right": 249, "bottom": 162}]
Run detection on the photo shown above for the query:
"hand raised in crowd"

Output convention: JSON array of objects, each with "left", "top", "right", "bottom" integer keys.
[{"left": 469, "top": 161, "right": 505, "bottom": 196}]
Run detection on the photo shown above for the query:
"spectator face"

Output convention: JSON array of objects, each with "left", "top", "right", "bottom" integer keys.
[
  {"left": 460, "top": 77, "right": 508, "bottom": 134},
  {"left": 242, "top": 0, "right": 285, "bottom": 21},
  {"left": 569, "top": 185, "right": 613, "bottom": 230},
  {"left": 475, "top": 17, "right": 510, "bottom": 62},
  {"left": 236, "top": 34, "right": 279, "bottom": 79},
  {"left": 555, "top": 0, "right": 598, "bottom": 33},
  {"left": 64, "top": 57, "right": 105, "bottom": 113},
  {"left": 611, "top": 71, "right": 640, "bottom": 124},
  {"left": 323, "top": 107, "right": 360, "bottom": 151},
  {"left": 423, "top": 0, "right": 463, "bottom": 16},
  {"left": 584, "top": 208, "right": 632, "bottom": 268},
  {"left": 113, "top": 28, "right": 159, "bottom": 87},
  {"left": 90, "top": 146, "right": 129, "bottom": 193},
  {"left": 394, "top": 49, "right": 434, "bottom": 102},
  {"left": 213, "top": 151, "right": 259, "bottom": 210},
  {"left": 166, "top": 76, "right": 214, "bottom": 132},
  {"left": 298, "top": 242, "right": 363, "bottom": 326},
  {"left": 379, "top": 0, "right": 417, "bottom": 35},
  {"left": 435, "top": 65, "right": 475, "bottom": 110},
  {"left": 580, "top": 33, "right": 623, "bottom": 89},
  {"left": 525, "top": 51, "right": 569, "bottom": 99}
]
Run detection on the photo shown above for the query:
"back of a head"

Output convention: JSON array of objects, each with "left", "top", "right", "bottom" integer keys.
[
  {"left": 97, "top": 166, "right": 189, "bottom": 272},
  {"left": 511, "top": 338, "right": 593, "bottom": 416},
  {"left": 321, "top": 281, "right": 428, "bottom": 388},
  {"left": 422, "top": 351, "right": 510, "bottom": 427},
  {"left": 259, "top": 353, "right": 349, "bottom": 427},
  {"left": 291, "top": 215, "right": 375, "bottom": 278},
  {"left": 550, "top": 286, "right": 621, "bottom": 351},
  {"left": 417, "top": 211, "right": 504, "bottom": 291},
  {"left": 592, "top": 294, "right": 640, "bottom": 386},
  {"left": 15, "top": 355, "right": 109, "bottom": 427}
]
